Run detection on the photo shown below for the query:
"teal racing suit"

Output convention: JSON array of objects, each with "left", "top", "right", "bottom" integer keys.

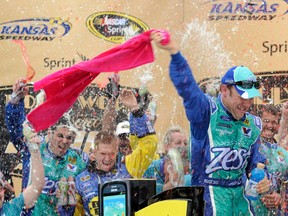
[
  {"left": 0, "top": 193, "right": 24, "bottom": 216},
  {"left": 5, "top": 99, "right": 87, "bottom": 216},
  {"left": 169, "top": 52, "right": 268, "bottom": 215}
]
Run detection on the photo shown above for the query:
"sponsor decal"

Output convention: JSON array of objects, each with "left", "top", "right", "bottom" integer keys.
[
  {"left": 217, "top": 122, "right": 232, "bottom": 128},
  {"left": 202, "top": 0, "right": 288, "bottom": 21},
  {"left": 68, "top": 156, "right": 77, "bottom": 164},
  {"left": 0, "top": 18, "right": 71, "bottom": 41},
  {"left": 43, "top": 177, "right": 58, "bottom": 195},
  {"left": 206, "top": 147, "right": 250, "bottom": 174},
  {"left": 241, "top": 126, "right": 252, "bottom": 137},
  {"left": 86, "top": 11, "right": 149, "bottom": 43},
  {"left": 254, "top": 116, "right": 262, "bottom": 131},
  {"left": 88, "top": 196, "right": 99, "bottom": 216},
  {"left": 243, "top": 119, "right": 250, "bottom": 126},
  {"left": 277, "top": 151, "right": 285, "bottom": 164},
  {"left": 210, "top": 98, "right": 218, "bottom": 114},
  {"left": 67, "top": 163, "right": 77, "bottom": 172},
  {"left": 80, "top": 175, "right": 91, "bottom": 182},
  {"left": 215, "top": 128, "right": 234, "bottom": 136},
  {"left": 220, "top": 115, "right": 232, "bottom": 121}
]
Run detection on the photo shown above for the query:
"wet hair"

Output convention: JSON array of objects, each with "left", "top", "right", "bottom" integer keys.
[
  {"left": 49, "top": 116, "right": 78, "bottom": 136},
  {"left": 260, "top": 104, "right": 280, "bottom": 117},
  {"left": 93, "top": 130, "right": 118, "bottom": 149},
  {"left": 163, "top": 126, "right": 185, "bottom": 146}
]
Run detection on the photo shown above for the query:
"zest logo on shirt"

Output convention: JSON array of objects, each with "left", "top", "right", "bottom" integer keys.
[
  {"left": 42, "top": 177, "right": 58, "bottom": 195},
  {"left": 205, "top": 147, "right": 250, "bottom": 175}
]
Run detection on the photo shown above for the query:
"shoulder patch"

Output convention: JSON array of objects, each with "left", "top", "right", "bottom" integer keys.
[
  {"left": 80, "top": 175, "right": 91, "bottom": 182},
  {"left": 253, "top": 115, "right": 262, "bottom": 131},
  {"left": 68, "top": 156, "right": 77, "bottom": 164},
  {"left": 209, "top": 96, "right": 218, "bottom": 114},
  {"left": 67, "top": 163, "right": 77, "bottom": 172}
]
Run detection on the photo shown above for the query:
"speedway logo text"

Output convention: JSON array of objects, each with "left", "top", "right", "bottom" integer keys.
[{"left": 203, "top": 0, "right": 288, "bottom": 21}]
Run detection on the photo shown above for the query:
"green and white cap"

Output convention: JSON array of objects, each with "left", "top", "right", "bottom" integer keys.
[{"left": 221, "top": 66, "right": 262, "bottom": 99}]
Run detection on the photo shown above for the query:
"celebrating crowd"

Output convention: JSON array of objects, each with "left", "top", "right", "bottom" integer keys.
[{"left": 0, "top": 31, "right": 288, "bottom": 216}]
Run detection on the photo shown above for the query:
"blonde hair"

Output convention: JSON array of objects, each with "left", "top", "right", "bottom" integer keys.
[
  {"left": 93, "top": 130, "right": 118, "bottom": 150},
  {"left": 163, "top": 126, "right": 185, "bottom": 146}
]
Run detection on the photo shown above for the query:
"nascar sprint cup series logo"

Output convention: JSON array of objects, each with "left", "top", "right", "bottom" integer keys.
[
  {"left": 0, "top": 18, "right": 72, "bottom": 41},
  {"left": 203, "top": 0, "right": 288, "bottom": 21},
  {"left": 86, "top": 11, "right": 149, "bottom": 43}
]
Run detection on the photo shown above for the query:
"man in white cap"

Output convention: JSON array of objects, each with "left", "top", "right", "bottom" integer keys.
[{"left": 151, "top": 31, "right": 274, "bottom": 216}]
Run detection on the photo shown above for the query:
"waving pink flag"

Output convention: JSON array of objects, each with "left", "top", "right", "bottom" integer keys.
[{"left": 27, "top": 30, "right": 155, "bottom": 131}]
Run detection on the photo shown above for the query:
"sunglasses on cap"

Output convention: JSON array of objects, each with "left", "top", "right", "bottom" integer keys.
[{"left": 232, "top": 80, "right": 261, "bottom": 89}]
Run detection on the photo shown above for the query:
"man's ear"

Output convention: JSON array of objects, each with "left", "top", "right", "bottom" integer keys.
[
  {"left": 220, "top": 84, "right": 229, "bottom": 97},
  {"left": 47, "top": 130, "right": 53, "bottom": 139},
  {"left": 164, "top": 144, "right": 169, "bottom": 154}
]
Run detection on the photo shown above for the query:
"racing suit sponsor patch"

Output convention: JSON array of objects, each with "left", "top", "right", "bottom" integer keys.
[
  {"left": 80, "top": 175, "right": 91, "bottom": 181},
  {"left": 88, "top": 196, "right": 99, "bottom": 216},
  {"left": 277, "top": 151, "right": 285, "bottom": 164},
  {"left": 68, "top": 156, "right": 77, "bottom": 164},
  {"left": 254, "top": 116, "right": 262, "bottom": 131},
  {"left": 210, "top": 98, "right": 218, "bottom": 114},
  {"left": 42, "top": 177, "right": 58, "bottom": 195},
  {"left": 67, "top": 163, "right": 77, "bottom": 172},
  {"left": 220, "top": 115, "right": 232, "bottom": 121},
  {"left": 205, "top": 147, "right": 250, "bottom": 175},
  {"left": 243, "top": 119, "right": 250, "bottom": 126},
  {"left": 215, "top": 128, "right": 234, "bottom": 136},
  {"left": 241, "top": 127, "right": 252, "bottom": 137},
  {"left": 217, "top": 123, "right": 232, "bottom": 128}
]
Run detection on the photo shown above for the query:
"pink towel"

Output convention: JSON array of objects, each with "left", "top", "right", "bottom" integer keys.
[{"left": 27, "top": 30, "right": 155, "bottom": 131}]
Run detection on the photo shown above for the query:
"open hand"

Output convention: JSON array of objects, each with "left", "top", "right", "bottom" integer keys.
[{"left": 261, "top": 191, "right": 281, "bottom": 208}]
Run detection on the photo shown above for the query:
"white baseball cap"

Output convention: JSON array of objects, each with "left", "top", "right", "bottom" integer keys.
[{"left": 116, "top": 121, "right": 130, "bottom": 136}]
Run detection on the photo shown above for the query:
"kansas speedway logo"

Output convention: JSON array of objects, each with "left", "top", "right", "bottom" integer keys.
[
  {"left": 86, "top": 11, "right": 149, "bottom": 44},
  {"left": 0, "top": 18, "right": 72, "bottom": 41},
  {"left": 204, "top": 0, "right": 288, "bottom": 22}
]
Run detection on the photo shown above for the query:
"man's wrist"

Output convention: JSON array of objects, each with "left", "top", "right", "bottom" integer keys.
[
  {"left": 10, "top": 92, "right": 21, "bottom": 104},
  {"left": 27, "top": 142, "right": 39, "bottom": 153}
]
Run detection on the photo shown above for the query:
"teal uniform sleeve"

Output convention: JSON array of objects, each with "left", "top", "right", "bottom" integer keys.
[{"left": 2, "top": 193, "right": 24, "bottom": 215}]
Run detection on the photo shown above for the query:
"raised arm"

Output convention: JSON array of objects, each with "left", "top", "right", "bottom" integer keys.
[
  {"left": 22, "top": 124, "right": 45, "bottom": 209},
  {"left": 5, "top": 79, "right": 28, "bottom": 151},
  {"left": 102, "top": 73, "right": 120, "bottom": 131},
  {"left": 101, "top": 98, "right": 117, "bottom": 131},
  {"left": 119, "top": 89, "right": 158, "bottom": 178},
  {"left": 151, "top": 30, "right": 210, "bottom": 140}
]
